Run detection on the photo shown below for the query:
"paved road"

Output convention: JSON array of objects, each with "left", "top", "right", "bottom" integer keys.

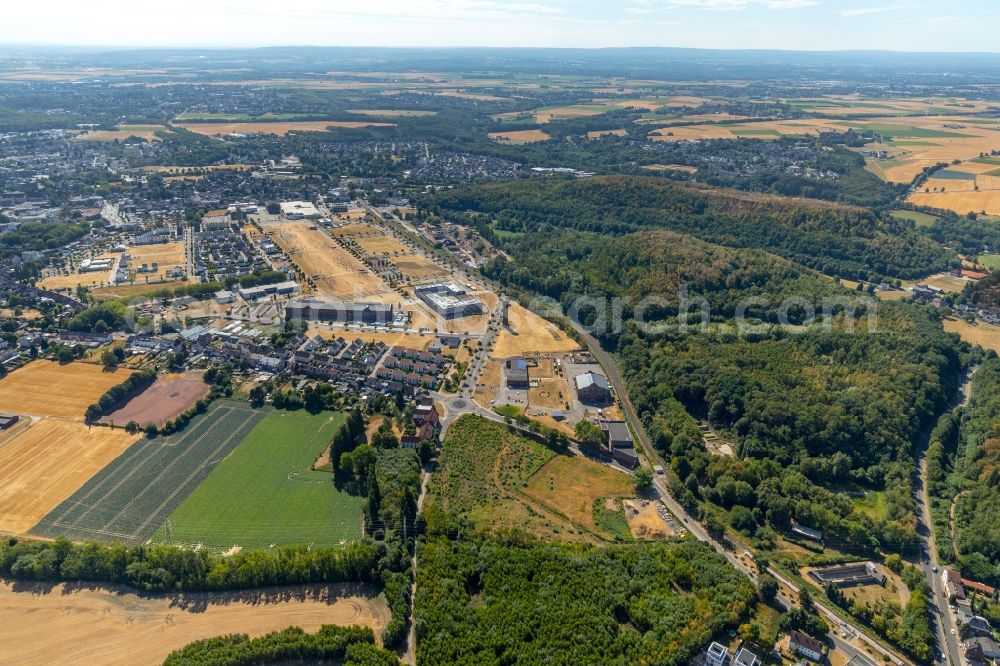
[
  {"left": 913, "top": 366, "right": 977, "bottom": 666},
  {"left": 564, "top": 317, "right": 911, "bottom": 666}
]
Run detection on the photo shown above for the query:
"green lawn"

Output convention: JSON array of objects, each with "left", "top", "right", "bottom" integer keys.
[
  {"left": 891, "top": 209, "right": 939, "bottom": 227},
  {"left": 153, "top": 409, "right": 364, "bottom": 549},
  {"left": 977, "top": 254, "right": 1000, "bottom": 270},
  {"left": 852, "top": 491, "right": 889, "bottom": 521}
]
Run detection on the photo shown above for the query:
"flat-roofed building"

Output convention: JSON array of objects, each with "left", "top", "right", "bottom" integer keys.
[
  {"left": 280, "top": 201, "right": 320, "bottom": 219},
  {"left": 415, "top": 282, "right": 484, "bottom": 319},
  {"left": 285, "top": 297, "right": 394, "bottom": 324}
]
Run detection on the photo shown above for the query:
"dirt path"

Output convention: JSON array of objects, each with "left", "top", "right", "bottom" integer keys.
[{"left": 0, "top": 581, "right": 389, "bottom": 666}]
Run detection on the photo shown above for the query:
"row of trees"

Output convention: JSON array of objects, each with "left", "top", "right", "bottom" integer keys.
[
  {"left": 163, "top": 625, "right": 398, "bottom": 666},
  {"left": 0, "top": 536, "right": 380, "bottom": 593},
  {"left": 84, "top": 369, "right": 156, "bottom": 424}
]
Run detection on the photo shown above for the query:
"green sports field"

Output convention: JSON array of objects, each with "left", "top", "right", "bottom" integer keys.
[{"left": 153, "top": 409, "right": 364, "bottom": 549}]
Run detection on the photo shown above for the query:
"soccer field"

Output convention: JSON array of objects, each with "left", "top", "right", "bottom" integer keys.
[
  {"left": 33, "top": 401, "right": 266, "bottom": 543},
  {"left": 153, "top": 410, "right": 364, "bottom": 549}
]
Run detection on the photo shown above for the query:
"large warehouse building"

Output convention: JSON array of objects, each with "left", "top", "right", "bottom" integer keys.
[
  {"left": 415, "top": 282, "right": 484, "bottom": 319},
  {"left": 285, "top": 297, "right": 394, "bottom": 324}
]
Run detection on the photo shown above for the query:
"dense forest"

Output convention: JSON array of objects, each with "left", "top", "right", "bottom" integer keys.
[
  {"left": 482, "top": 227, "right": 850, "bottom": 327},
  {"left": 927, "top": 358, "right": 1000, "bottom": 586},
  {"left": 414, "top": 536, "right": 756, "bottom": 666},
  {"left": 428, "top": 176, "right": 954, "bottom": 281},
  {"left": 619, "top": 301, "right": 964, "bottom": 555}
]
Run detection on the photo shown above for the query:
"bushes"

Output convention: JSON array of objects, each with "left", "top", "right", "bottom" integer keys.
[
  {"left": 163, "top": 625, "right": 398, "bottom": 666},
  {"left": 0, "top": 536, "right": 379, "bottom": 593},
  {"left": 84, "top": 369, "right": 156, "bottom": 423}
]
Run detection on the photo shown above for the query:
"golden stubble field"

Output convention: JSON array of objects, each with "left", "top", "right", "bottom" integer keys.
[
  {"left": 0, "top": 419, "right": 139, "bottom": 535},
  {"left": 0, "top": 581, "right": 389, "bottom": 666},
  {"left": 488, "top": 129, "right": 551, "bottom": 144},
  {"left": 176, "top": 121, "right": 394, "bottom": 136},
  {"left": 0, "top": 361, "right": 141, "bottom": 535},
  {"left": 0, "top": 360, "right": 134, "bottom": 418},
  {"left": 261, "top": 220, "right": 391, "bottom": 300}
]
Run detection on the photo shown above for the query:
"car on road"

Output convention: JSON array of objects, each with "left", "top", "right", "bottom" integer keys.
[{"left": 932, "top": 566, "right": 938, "bottom": 573}]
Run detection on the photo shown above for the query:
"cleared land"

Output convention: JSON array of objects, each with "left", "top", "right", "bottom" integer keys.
[
  {"left": 903, "top": 272, "right": 968, "bottom": 293},
  {"left": 176, "top": 121, "right": 394, "bottom": 136},
  {"left": 587, "top": 129, "right": 627, "bottom": 139},
  {"left": 0, "top": 420, "right": 139, "bottom": 535},
  {"left": 493, "top": 303, "right": 581, "bottom": 357},
  {"left": 329, "top": 222, "right": 376, "bottom": 236},
  {"left": 623, "top": 499, "right": 674, "bottom": 540},
  {"left": 262, "top": 220, "right": 390, "bottom": 300},
  {"left": 128, "top": 241, "right": 186, "bottom": 281},
  {"left": 388, "top": 254, "right": 448, "bottom": 280},
  {"left": 641, "top": 163, "right": 698, "bottom": 173},
  {"left": 356, "top": 235, "right": 409, "bottom": 255},
  {"left": 0, "top": 360, "right": 134, "bottom": 419},
  {"left": 0, "top": 581, "right": 389, "bottom": 666},
  {"left": 153, "top": 410, "right": 363, "bottom": 549},
  {"left": 523, "top": 455, "right": 633, "bottom": 537},
  {"left": 98, "top": 372, "right": 210, "bottom": 428},
  {"left": 74, "top": 124, "right": 172, "bottom": 142},
  {"left": 33, "top": 401, "right": 267, "bottom": 543},
  {"left": 488, "top": 129, "right": 551, "bottom": 144}
]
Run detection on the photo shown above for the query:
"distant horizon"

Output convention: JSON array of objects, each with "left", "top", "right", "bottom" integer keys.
[{"left": 2, "top": 1, "right": 996, "bottom": 53}]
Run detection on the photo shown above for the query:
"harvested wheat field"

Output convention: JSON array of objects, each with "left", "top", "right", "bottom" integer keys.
[
  {"left": 623, "top": 499, "right": 674, "bottom": 539},
  {"left": 389, "top": 254, "right": 447, "bottom": 280},
  {"left": 943, "top": 318, "right": 1000, "bottom": 353},
  {"left": 641, "top": 163, "right": 698, "bottom": 173},
  {"left": 356, "top": 235, "right": 409, "bottom": 255},
  {"left": 0, "top": 419, "right": 139, "bottom": 534},
  {"left": 524, "top": 456, "right": 633, "bottom": 536},
  {"left": 493, "top": 303, "right": 580, "bottom": 357},
  {"left": 488, "top": 129, "right": 551, "bottom": 144},
  {"left": 587, "top": 129, "right": 627, "bottom": 139},
  {"left": 909, "top": 186, "right": 1000, "bottom": 216},
  {"left": 176, "top": 121, "right": 394, "bottom": 136},
  {"left": 98, "top": 372, "right": 210, "bottom": 428},
  {"left": 0, "top": 360, "right": 133, "bottom": 419},
  {"left": 262, "top": 220, "right": 390, "bottom": 300},
  {"left": 0, "top": 581, "right": 389, "bottom": 666},
  {"left": 74, "top": 124, "right": 172, "bottom": 142}
]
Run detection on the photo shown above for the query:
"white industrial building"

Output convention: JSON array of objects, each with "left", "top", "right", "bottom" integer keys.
[
  {"left": 415, "top": 282, "right": 484, "bottom": 319},
  {"left": 280, "top": 201, "right": 321, "bottom": 220}
]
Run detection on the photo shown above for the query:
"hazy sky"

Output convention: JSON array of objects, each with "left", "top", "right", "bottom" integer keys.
[{"left": 2, "top": 0, "right": 996, "bottom": 52}]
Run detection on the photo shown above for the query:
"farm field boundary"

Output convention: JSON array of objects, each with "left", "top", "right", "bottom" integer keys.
[{"left": 32, "top": 401, "right": 267, "bottom": 544}]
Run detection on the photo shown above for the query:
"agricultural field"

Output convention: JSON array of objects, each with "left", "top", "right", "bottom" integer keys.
[
  {"left": 346, "top": 109, "right": 437, "bottom": 118},
  {"left": 33, "top": 401, "right": 267, "bottom": 543},
  {"left": 127, "top": 241, "right": 186, "bottom": 282},
  {"left": 903, "top": 272, "right": 969, "bottom": 293},
  {"left": 0, "top": 581, "right": 389, "bottom": 666},
  {"left": 0, "top": 420, "right": 139, "bottom": 535},
  {"left": 175, "top": 120, "right": 394, "bottom": 136},
  {"left": 587, "top": 128, "right": 627, "bottom": 139},
  {"left": 152, "top": 409, "right": 363, "bottom": 549},
  {"left": 355, "top": 235, "right": 409, "bottom": 256},
  {"left": 488, "top": 129, "right": 551, "bottom": 144},
  {"left": 261, "top": 219, "right": 391, "bottom": 300},
  {"left": 98, "top": 372, "right": 210, "bottom": 428},
  {"left": 943, "top": 317, "right": 1000, "bottom": 354},
  {"left": 0, "top": 360, "right": 134, "bottom": 419},
  {"left": 388, "top": 254, "right": 448, "bottom": 280},
  {"left": 492, "top": 302, "right": 581, "bottom": 357},
  {"left": 641, "top": 163, "right": 698, "bottom": 173},
  {"left": 74, "top": 124, "right": 172, "bottom": 142},
  {"left": 890, "top": 209, "right": 939, "bottom": 227}
]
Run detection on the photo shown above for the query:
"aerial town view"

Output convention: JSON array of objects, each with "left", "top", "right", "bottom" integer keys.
[{"left": 2, "top": 2, "right": 1000, "bottom": 665}]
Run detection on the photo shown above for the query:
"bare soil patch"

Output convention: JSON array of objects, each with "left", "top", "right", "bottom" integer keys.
[
  {"left": 493, "top": 303, "right": 580, "bottom": 357},
  {"left": 99, "top": 372, "right": 210, "bottom": 428},
  {"left": 623, "top": 499, "right": 674, "bottom": 539}
]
